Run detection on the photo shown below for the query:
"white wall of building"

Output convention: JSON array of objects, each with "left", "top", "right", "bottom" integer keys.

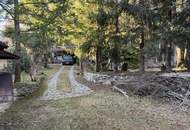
[{"left": 0, "top": 60, "right": 7, "bottom": 70}]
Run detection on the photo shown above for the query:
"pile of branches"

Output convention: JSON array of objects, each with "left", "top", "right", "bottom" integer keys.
[{"left": 116, "top": 75, "right": 190, "bottom": 106}]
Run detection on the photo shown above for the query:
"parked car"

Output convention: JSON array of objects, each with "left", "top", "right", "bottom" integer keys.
[{"left": 62, "top": 55, "right": 75, "bottom": 65}]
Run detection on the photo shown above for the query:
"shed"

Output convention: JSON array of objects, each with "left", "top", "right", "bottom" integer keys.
[
  {"left": 0, "top": 41, "right": 19, "bottom": 59},
  {"left": 0, "top": 41, "right": 19, "bottom": 103}
]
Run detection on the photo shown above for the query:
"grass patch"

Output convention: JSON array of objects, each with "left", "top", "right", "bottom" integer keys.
[
  {"left": 20, "top": 64, "right": 61, "bottom": 83},
  {"left": 57, "top": 66, "right": 72, "bottom": 92},
  {"left": 21, "top": 72, "right": 31, "bottom": 83},
  {"left": 42, "top": 64, "right": 61, "bottom": 78},
  {"left": 2, "top": 66, "right": 190, "bottom": 130},
  {"left": 0, "top": 89, "right": 190, "bottom": 130}
]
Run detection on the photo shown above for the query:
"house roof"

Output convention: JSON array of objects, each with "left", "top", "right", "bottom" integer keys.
[
  {"left": 0, "top": 41, "right": 8, "bottom": 50},
  {"left": 0, "top": 41, "right": 20, "bottom": 60},
  {"left": 52, "top": 48, "right": 64, "bottom": 52},
  {"left": 0, "top": 50, "right": 20, "bottom": 59}
]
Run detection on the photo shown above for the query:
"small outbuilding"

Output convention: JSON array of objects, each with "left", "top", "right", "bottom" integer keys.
[{"left": 0, "top": 41, "right": 19, "bottom": 103}]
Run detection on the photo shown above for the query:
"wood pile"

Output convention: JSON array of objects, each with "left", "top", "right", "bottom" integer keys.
[{"left": 116, "top": 75, "right": 190, "bottom": 106}]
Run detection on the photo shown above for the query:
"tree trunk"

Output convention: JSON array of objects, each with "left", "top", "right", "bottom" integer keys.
[
  {"left": 166, "top": 43, "right": 172, "bottom": 71},
  {"left": 139, "top": 29, "right": 145, "bottom": 74},
  {"left": 113, "top": 43, "right": 119, "bottom": 72},
  {"left": 29, "top": 63, "right": 36, "bottom": 82},
  {"left": 178, "top": 46, "right": 185, "bottom": 67},
  {"left": 14, "top": 0, "right": 21, "bottom": 83},
  {"left": 181, "top": 47, "right": 185, "bottom": 62},
  {"left": 44, "top": 54, "right": 48, "bottom": 68},
  {"left": 187, "top": 42, "right": 190, "bottom": 71},
  {"left": 80, "top": 59, "right": 84, "bottom": 75},
  {"left": 43, "top": 33, "right": 49, "bottom": 68},
  {"left": 113, "top": 14, "right": 120, "bottom": 72},
  {"left": 139, "top": 0, "right": 145, "bottom": 74},
  {"left": 96, "top": 45, "right": 101, "bottom": 72},
  {"left": 165, "top": 0, "right": 176, "bottom": 71}
]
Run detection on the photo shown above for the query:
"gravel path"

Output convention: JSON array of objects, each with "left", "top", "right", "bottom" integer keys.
[
  {"left": 41, "top": 66, "right": 92, "bottom": 100},
  {"left": 0, "top": 103, "right": 11, "bottom": 113},
  {"left": 69, "top": 66, "right": 93, "bottom": 97},
  {"left": 161, "top": 72, "right": 190, "bottom": 77}
]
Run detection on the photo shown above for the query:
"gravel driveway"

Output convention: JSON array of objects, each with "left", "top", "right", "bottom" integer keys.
[{"left": 41, "top": 66, "right": 93, "bottom": 100}]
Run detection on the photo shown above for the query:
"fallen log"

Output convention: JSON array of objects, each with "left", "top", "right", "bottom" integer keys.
[{"left": 112, "top": 86, "right": 129, "bottom": 97}]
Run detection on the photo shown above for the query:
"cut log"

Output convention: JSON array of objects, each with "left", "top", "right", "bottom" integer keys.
[{"left": 112, "top": 86, "right": 128, "bottom": 97}]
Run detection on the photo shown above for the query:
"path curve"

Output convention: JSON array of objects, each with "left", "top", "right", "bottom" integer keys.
[
  {"left": 69, "top": 66, "right": 93, "bottom": 97},
  {"left": 41, "top": 66, "right": 93, "bottom": 100}
]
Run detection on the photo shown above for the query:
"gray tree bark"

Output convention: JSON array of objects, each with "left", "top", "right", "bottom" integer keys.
[
  {"left": 139, "top": 29, "right": 145, "bottom": 73},
  {"left": 14, "top": 0, "right": 21, "bottom": 82},
  {"left": 96, "top": 45, "right": 102, "bottom": 72},
  {"left": 113, "top": 13, "right": 120, "bottom": 72}
]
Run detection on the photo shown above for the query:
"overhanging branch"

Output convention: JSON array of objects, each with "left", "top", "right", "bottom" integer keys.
[{"left": 0, "top": 2, "right": 14, "bottom": 18}]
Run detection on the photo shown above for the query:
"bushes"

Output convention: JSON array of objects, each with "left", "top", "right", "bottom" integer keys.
[
  {"left": 14, "top": 74, "right": 46, "bottom": 97},
  {"left": 14, "top": 82, "right": 38, "bottom": 97},
  {"left": 7, "top": 47, "right": 31, "bottom": 74},
  {"left": 14, "top": 65, "right": 60, "bottom": 97}
]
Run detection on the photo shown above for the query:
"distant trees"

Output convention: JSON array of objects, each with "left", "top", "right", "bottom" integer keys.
[
  {"left": 0, "top": 0, "right": 22, "bottom": 82},
  {"left": 176, "top": 0, "right": 190, "bottom": 70},
  {"left": 156, "top": 0, "right": 190, "bottom": 71},
  {"left": 1, "top": 0, "right": 190, "bottom": 75},
  {"left": 80, "top": 0, "right": 190, "bottom": 73},
  {"left": 84, "top": 0, "right": 157, "bottom": 73},
  {"left": 1, "top": 0, "right": 69, "bottom": 82}
]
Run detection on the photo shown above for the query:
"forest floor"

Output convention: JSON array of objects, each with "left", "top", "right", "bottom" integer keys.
[{"left": 0, "top": 65, "right": 190, "bottom": 130}]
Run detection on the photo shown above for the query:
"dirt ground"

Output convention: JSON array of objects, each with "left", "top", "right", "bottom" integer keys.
[
  {"left": 0, "top": 66, "right": 190, "bottom": 130},
  {"left": 1, "top": 89, "right": 190, "bottom": 130}
]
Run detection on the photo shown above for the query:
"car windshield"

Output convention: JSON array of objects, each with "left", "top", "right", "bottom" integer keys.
[{"left": 63, "top": 56, "right": 73, "bottom": 60}]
